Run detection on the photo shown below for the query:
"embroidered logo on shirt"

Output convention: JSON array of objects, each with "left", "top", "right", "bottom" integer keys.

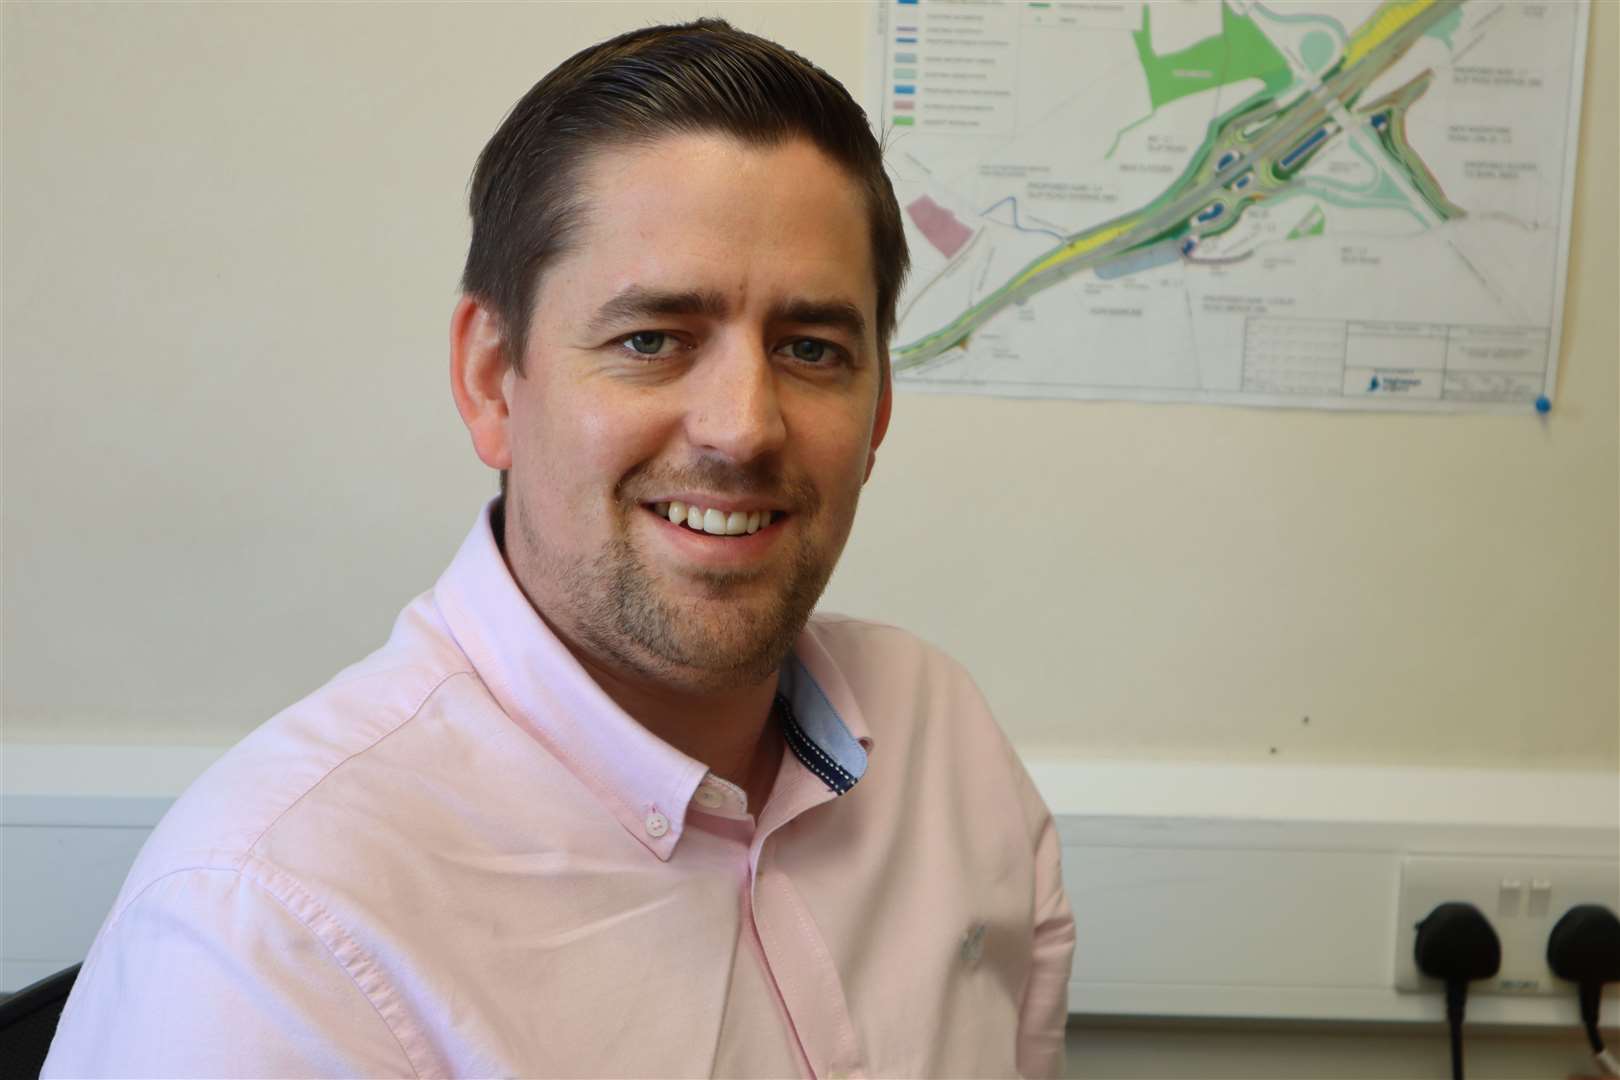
[{"left": 960, "top": 922, "right": 988, "bottom": 967}]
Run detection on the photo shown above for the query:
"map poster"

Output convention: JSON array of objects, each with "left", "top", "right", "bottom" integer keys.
[{"left": 866, "top": 0, "right": 1589, "bottom": 412}]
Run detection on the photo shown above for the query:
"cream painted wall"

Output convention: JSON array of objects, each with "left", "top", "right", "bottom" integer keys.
[{"left": 4, "top": 1, "right": 1616, "bottom": 773}]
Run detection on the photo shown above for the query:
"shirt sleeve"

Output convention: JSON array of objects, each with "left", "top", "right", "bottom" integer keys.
[
  {"left": 1014, "top": 774, "right": 1076, "bottom": 1080},
  {"left": 42, "top": 866, "right": 416, "bottom": 1079}
]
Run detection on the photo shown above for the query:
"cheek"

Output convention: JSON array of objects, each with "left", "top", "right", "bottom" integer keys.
[
  {"left": 513, "top": 384, "right": 671, "bottom": 508},
  {"left": 794, "top": 407, "right": 877, "bottom": 505}
]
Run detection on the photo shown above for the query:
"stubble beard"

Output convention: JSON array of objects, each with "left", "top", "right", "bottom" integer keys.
[{"left": 513, "top": 475, "right": 844, "bottom": 694}]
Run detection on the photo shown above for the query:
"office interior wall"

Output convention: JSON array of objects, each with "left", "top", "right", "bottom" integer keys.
[{"left": 3, "top": 4, "right": 1615, "bottom": 762}]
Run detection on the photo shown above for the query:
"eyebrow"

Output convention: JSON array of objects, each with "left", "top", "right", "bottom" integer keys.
[
  {"left": 585, "top": 285, "right": 868, "bottom": 341},
  {"left": 585, "top": 287, "right": 729, "bottom": 337},
  {"left": 768, "top": 298, "right": 868, "bottom": 341}
]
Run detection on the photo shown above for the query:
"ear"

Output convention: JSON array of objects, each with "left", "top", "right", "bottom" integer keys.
[
  {"left": 865, "top": 357, "right": 893, "bottom": 483},
  {"left": 450, "top": 295, "right": 515, "bottom": 471}
]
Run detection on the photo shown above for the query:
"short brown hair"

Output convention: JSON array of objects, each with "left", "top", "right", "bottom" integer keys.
[{"left": 461, "top": 18, "right": 909, "bottom": 377}]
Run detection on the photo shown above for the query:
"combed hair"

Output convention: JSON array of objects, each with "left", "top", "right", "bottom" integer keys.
[{"left": 461, "top": 18, "right": 909, "bottom": 374}]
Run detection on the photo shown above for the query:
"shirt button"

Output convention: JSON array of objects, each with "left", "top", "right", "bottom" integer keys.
[
  {"left": 695, "top": 786, "right": 723, "bottom": 809},
  {"left": 644, "top": 811, "right": 669, "bottom": 838}
]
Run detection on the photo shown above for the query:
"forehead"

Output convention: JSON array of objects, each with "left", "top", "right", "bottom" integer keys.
[{"left": 548, "top": 133, "right": 877, "bottom": 322}]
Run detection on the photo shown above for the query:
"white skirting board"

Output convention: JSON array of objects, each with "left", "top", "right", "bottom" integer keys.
[
  {"left": 4, "top": 745, "right": 1617, "bottom": 1034},
  {"left": 1028, "top": 760, "right": 1619, "bottom": 1030}
]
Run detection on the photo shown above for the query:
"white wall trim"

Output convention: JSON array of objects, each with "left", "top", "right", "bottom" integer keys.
[
  {"left": 1023, "top": 757, "right": 1620, "bottom": 829},
  {"left": 5, "top": 745, "right": 1617, "bottom": 1032}
]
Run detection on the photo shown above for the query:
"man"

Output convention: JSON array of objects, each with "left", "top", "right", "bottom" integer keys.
[{"left": 45, "top": 19, "right": 1074, "bottom": 1078}]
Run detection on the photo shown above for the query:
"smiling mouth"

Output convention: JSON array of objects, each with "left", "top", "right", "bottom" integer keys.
[{"left": 645, "top": 500, "right": 781, "bottom": 537}]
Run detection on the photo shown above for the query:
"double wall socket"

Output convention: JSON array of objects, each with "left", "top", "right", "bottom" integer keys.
[{"left": 1394, "top": 854, "right": 1620, "bottom": 995}]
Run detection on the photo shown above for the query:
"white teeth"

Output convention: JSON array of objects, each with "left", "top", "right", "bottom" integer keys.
[{"left": 656, "top": 500, "right": 779, "bottom": 536}]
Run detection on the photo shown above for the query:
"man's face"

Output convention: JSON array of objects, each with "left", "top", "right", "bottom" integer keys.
[{"left": 499, "top": 133, "right": 889, "bottom": 692}]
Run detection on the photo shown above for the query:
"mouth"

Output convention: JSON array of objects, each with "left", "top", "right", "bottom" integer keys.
[{"left": 642, "top": 499, "right": 786, "bottom": 538}]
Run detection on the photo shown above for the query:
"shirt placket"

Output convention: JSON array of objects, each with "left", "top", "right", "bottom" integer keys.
[{"left": 747, "top": 766, "right": 867, "bottom": 1080}]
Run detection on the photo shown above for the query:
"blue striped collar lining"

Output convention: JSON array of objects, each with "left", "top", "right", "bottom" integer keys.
[{"left": 775, "top": 655, "right": 867, "bottom": 795}]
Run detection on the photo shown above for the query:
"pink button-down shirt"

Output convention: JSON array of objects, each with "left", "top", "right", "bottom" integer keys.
[{"left": 45, "top": 501, "right": 1074, "bottom": 1078}]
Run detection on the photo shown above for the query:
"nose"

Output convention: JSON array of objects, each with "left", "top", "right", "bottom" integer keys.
[{"left": 682, "top": 333, "right": 787, "bottom": 464}]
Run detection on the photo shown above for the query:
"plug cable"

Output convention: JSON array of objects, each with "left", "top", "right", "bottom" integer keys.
[
  {"left": 1547, "top": 904, "right": 1620, "bottom": 1078},
  {"left": 1414, "top": 901, "right": 1501, "bottom": 1080}
]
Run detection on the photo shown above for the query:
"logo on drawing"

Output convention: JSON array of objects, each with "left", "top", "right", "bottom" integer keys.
[{"left": 960, "top": 922, "right": 987, "bottom": 967}]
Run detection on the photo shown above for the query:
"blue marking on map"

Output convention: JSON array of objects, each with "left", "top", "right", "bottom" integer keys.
[
  {"left": 1281, "top": 128, "right": 1329, "bottom": 170},
  {"left": 1096, "top": 240, "right": 1182, "bottom": 280},
  {"left": 980, "top": 195, "right": 1065, "bottom": 241}
]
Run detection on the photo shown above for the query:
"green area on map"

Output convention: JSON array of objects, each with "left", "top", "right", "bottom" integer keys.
[{"left": 1132, "top": 3, "right": 1293, "bottom": 111}]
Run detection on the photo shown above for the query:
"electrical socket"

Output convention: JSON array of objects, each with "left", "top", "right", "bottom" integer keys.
[{"left": 1395, "top": 854, "right": 1619, "bottom": 995}]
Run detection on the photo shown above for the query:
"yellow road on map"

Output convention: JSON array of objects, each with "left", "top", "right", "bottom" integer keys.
[
  {"left": 1010, "top": 219, "right": 1137, "bottom": 290},
  {"left": 1344, "top": 0, "right": 1439, "bottom": 68}
]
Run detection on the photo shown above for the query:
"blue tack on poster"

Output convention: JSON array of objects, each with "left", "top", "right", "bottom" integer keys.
[{"left": 1535, "top": 395, "right": 1552, "bottom": 414}]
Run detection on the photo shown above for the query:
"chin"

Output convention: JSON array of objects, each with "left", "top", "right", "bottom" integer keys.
[
  {"left": 624, "top": 592, "right": 815, "bottom": 689},
  {"left": 532, "top": 503, "right": 836, "bottom": 691}
]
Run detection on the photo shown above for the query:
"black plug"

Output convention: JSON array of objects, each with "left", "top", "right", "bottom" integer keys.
[
  {"left": 1415, "top": 901, "right": 1501, "bottom": 1080},
  {"left": 1547, "top": 904, "right": 1620, "bottom": 1074}
]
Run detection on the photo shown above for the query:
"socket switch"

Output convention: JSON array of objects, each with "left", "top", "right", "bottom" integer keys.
[{"left": 1395, "top": 854, "right": 1619, "bottom": 995}]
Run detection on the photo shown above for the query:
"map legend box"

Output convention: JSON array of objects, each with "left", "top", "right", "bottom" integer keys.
[
  {"left": 1242, "top": 318, "right": 1346, "bottom": 396},
  {"left": 886, "top": 1, "right": 1018, "bottom": 136}
]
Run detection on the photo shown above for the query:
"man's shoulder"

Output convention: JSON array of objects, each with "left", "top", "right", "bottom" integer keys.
[
  {"left": 111, "top": 596, "right": 486, "bottom": 917},
  {"left": 802, "top": 613, "right": 1057, "bottom": 851},
  {"left": 800, "top": 611, "right": 1000, "bottom": 753},
  {"left": 803, "top": 611, "right": 957, "bottom": 664},
  {"left": 803, "top": 612, "right": 979, "bottom": 693}
]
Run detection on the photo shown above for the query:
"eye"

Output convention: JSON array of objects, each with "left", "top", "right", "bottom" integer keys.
[
  {"left": 623, "top": 331, "right": 671, "bottom": 357},
  {"left": 782, "top": 338, "right": 837, "bottom": 364}
]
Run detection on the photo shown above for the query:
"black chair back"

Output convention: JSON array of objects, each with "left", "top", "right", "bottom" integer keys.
[{"left": 0, "top": 964, "right": 81, "bottom": 1080}]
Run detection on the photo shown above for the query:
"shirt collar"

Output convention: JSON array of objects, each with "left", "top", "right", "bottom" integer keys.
[{"left": 432, "top": 498, "right": 871, "bottom": 860}]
